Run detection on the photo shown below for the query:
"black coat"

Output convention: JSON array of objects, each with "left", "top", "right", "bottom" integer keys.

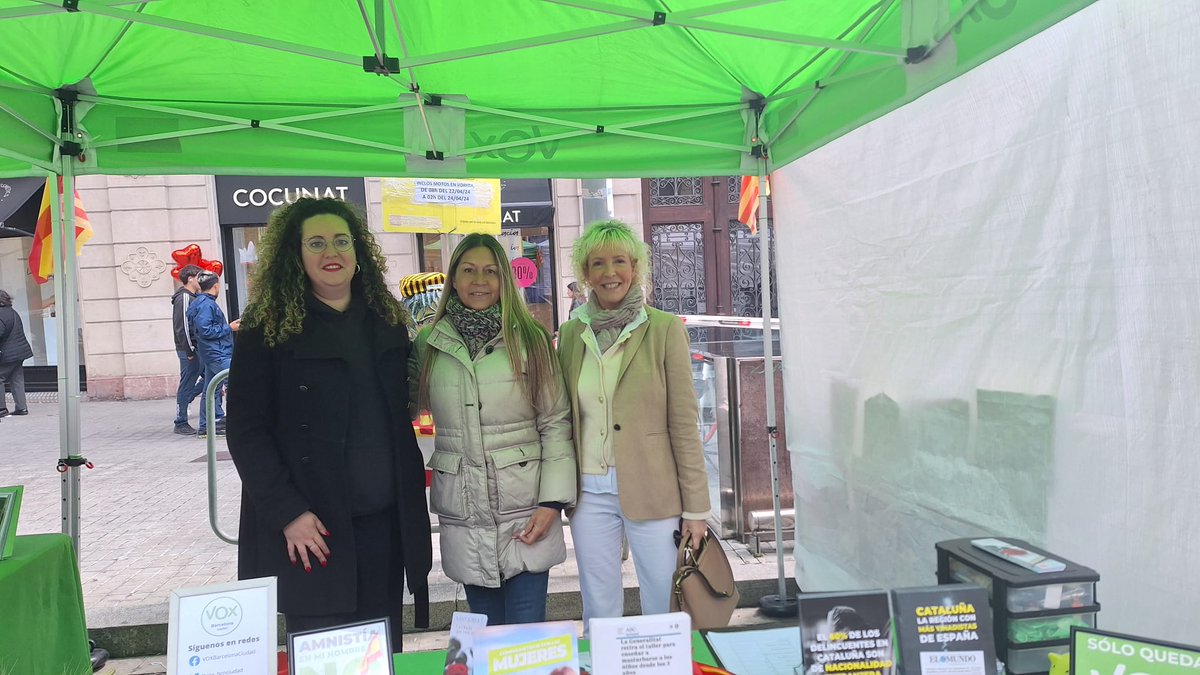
[
  {"left": 225, "top": 305, "right": 432, "bottom": 626},
  {"left": 0, "top": 306, "right": 34, "bottom": 365}
]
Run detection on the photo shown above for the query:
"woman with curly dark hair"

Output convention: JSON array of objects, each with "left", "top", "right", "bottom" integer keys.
[{"left": 226, "top": 197, "right": 431, "bottom": 648}]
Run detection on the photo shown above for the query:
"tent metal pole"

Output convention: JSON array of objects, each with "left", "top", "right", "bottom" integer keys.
[
  {"left": 0, "top": 0, "right": 156, "bottom": 20},
  {"left": 0, "top": 80, "right": 53, "bottom": 95},
  {"left": 78, "top": 94, "right": 417, "bottom": 126},
  {"left": 75, "top": 4, "right": 363, "bottom": 67},
  {"left": 58, "top": 155, "right": 84, "bottom": 557},
  {"left": 755, "top": 157, "right": 796, "bottom": 617},
  {"left": 0, "top": 146, "right": 56, "bottom": 172},
  {"left": 445, "top": 99, "right": 753, "bottom": 153},
  {"left": 88, "top": 124, "right": 247, "bottom": 149},
  {"left": 442, "top": 100, "right": 604, "bottom": 131},
  {"left": 395, "top": 20, "right": 645, "bottom": 69},
  {"left": 603, "top": 127, "right": 749, "bottom": 153},
  {"left": 770, "top": 2, "right": 895, "bottom": 144},
  {"left": 543, "top": 0, "right": 784, "bottom": 21},
  {"left": 256, "top": 122, "right": 415, "bottom": 154},
  {"left": 0, "top": 101, "right": 59, "bottom": 144},
  {"left": 671, "top": 18, "right": 906, "bottom": 57},
  {"left": 606, "top": 102, "right": 748, "bottom": 130}
]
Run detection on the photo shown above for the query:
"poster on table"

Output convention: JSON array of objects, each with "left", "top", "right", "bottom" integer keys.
[
  {"left": 381, "top": 177, "right": 501, "bottom": 234},
  {"left": 1071, "top": 627, "right": 1200, "bottom": 675},
  {"left": 891, "top": 584, "right": 995, "bottom": 675},
  {"left": 167, "top": 577, "right": 276, "bottom": 675},
  {"left": 445, "top": 611, "right": 489, "bottom": 674},
  {"left": 799, "top": 590, "right": 896, "bottom": 675},
  {"left": 0, "top": 485, "right": 24, "bottom": 560},
  {"left": 470, "top": 621, "right": 579, "bottom": 675},
  {"left": 289, "top": 617, "right": 393, "bottom": 675}
]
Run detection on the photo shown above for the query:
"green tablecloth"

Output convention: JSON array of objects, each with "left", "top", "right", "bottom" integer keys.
[
  {"left": 393, "top": 632, "right": 719, "bottom": 671},
  {"left": 0, "top": 534, "right": 91, "bottom": 675}
]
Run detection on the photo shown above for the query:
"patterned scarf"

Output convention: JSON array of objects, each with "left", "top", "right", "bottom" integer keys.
[
  {"left": 587, "top": 284, "right": 645, "bottom": 353},
  {"left": 444, "top": 295, "right": 503, "bottom": 358}
]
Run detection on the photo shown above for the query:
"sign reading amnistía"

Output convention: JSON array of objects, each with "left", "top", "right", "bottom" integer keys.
[
  {"left": 891, "top": 585, "right": 995, "bottom": 675},
  {"left": 1071, "top": 627, "right": 1200, "bottom": 675},
  {"left": 798, "top": 590, "right": 896, "bottom": 675},
  {"left": 167, "top": 577, "right": 276, "bottom": 675},
  {"left": 289, "top": 618, "right": 393, "bottom": 675}
]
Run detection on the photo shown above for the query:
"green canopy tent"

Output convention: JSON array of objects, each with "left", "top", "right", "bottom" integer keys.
[{"left": 0, "top": 0, "right": 1096, "bottom": 613}]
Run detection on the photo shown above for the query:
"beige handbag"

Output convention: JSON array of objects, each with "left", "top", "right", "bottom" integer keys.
[{"left": 669, "top": 526, "right": 740, "bottom": 629}]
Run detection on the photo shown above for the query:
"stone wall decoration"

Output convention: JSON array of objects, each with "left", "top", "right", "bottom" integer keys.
[{"left": 119, "top": 246, "right": 167, "bottom": 288}]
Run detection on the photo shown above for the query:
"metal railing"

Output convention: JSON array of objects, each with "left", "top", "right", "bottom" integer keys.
[{"left": 205, "top": 368, "right": 237, "bottom": 544}]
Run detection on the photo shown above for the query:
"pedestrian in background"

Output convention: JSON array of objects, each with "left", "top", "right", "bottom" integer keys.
[
  {"left": 567, "top": 281, "right": 587, "bottom": 314},
  {"left": 226, "top": 197, "right": 432, "bottom": 648},
  {"left": 0, "top": 289, "right": 33, "bottom": 418},
  {"left": 557, "top": 219, "right": 711, "bottom": 631},
  {"left": 186, "top": 271, "right": 238, "bottom": 438},
  {"left": 171, "top": 264, "right": 204, "bottom": 435},
  {"left": 412, "top": 234, "right": 576, "bottom": 626}
]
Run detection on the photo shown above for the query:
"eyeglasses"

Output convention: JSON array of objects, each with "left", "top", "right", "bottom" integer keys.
[{"left": 302, "top": 235, "right": 354, "bottom": 254}]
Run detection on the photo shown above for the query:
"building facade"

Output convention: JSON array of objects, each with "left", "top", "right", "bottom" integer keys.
[{"left": 0, "top": 175, "right": 646, "bottom": 400}]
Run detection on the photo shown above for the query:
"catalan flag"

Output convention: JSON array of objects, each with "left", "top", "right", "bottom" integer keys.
[
  {"left": 737, "top": 175, "right": 770, "bottom": 235},
  {"left": 28, "top": 177, "right": 92, "bottom": 284}
]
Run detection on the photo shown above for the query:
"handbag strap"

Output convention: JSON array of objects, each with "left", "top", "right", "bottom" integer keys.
[{"left": 672, "top": 528, "right": 736, "bottom": 601}]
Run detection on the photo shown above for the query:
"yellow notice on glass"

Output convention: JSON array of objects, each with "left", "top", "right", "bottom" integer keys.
[{"left": 381, "top": 178, "right": 501, "bottom": 234}]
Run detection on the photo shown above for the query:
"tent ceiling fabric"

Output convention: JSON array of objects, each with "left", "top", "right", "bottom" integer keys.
[{"left": 0, "top": 0, "right": 1095, "bottom": 179}]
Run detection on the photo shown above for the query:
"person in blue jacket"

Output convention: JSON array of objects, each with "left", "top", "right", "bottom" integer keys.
[{"left": 186, "top": 271, "right": 239, "bottom": 438}]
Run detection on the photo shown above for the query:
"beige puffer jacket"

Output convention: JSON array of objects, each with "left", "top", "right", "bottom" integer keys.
[{"left": 411, "top": 320, "right": 576, "bottom": 588}]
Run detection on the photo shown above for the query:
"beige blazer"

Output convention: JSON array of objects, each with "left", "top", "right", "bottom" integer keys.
[{"left": 558, "top": 306, "right": 711, "bottom": 521}]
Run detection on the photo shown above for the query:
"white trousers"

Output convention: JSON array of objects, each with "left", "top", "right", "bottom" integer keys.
[{"left": 570, "top": 491, "right": 679, "bottom": 631}]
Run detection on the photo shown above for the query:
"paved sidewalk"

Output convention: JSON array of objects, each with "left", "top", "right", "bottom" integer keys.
[{"left": 2, "top": 397, "right": 794, "bottom": 639}]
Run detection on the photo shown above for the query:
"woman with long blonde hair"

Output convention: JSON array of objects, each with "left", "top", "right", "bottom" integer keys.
[{"left": 412, "top": 233, "right": 576, "bottom": 625}]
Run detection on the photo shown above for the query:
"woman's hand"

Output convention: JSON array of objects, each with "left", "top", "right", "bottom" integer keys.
[
  {"left": 283, "top": 511, "right": 330, "bottom": 572},
  {"left": 681, "top": 519, "right": 709, "bottom": 549},
  {"left": 515, "top": 507, "right": 560, "bottom": 545}
]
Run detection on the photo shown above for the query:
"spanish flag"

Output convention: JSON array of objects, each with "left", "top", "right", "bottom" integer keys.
[
  {"left": 28, "top": 177, "right": 92, "bottom": 284},
  {"left": 358, "top": 631, "right": 385, "bottom": 674},
  {"left": 737, "top": 175, "right": 770, "bottom": 235}
]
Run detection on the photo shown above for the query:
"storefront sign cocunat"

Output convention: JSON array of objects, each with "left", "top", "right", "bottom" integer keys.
[{"left": 215, "top": 176, "right": 367, "bottom": 225}]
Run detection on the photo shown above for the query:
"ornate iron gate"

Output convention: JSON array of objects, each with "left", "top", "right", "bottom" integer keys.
[{"left": 650, "top": 222, "right": 706, "bottom": 314}]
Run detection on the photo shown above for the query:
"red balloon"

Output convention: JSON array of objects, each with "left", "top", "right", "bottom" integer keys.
[{"left": 170, "top": 244, "right": 223, "bottom": 279}]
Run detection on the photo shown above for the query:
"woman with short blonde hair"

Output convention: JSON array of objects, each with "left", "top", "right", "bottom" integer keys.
[{"left": 558, "top": 219, "right": 711, "bottom": 629}]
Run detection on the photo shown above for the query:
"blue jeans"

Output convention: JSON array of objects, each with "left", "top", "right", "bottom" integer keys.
[
  {"left": 197, "top": 356, "right": 229, "bottom": 432},
  {"left": 463, "top": 571, "right": 550, "bottom": 626},
  {"left": 174, "top": 351, "right": 204, "bottom": 425}
]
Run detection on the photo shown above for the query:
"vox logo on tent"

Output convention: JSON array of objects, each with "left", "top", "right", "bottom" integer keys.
[
  {"left": 470, "top": 126, "right": 561, "bottom": 163},
  {"left": 954, "top": 0, "right": 1016, "bottom": 33},
  {"left": 201, "top": 596, "right": 243, "bottom": 636}
]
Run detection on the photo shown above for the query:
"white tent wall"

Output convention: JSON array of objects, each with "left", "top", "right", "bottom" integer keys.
[{"left": 773, "top": 0, "right": 1200, "bottom": 642}]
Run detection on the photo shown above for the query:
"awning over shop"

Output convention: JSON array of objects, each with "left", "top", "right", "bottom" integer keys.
[
  {"left": 501, "top": 179, "right": 553, "bottom": 228},
  {"left": 0, "top": 177, "right": 43, "bottom": 238}
]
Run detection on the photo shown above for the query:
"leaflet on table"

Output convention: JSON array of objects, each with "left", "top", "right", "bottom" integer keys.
[
  {"left": 471, "top": 621, "right": 579, "bottom": 675},
  {"left": 589, "top": 612, "right": 692, "bottom": 675},
  {"left": 969, "top": 538, "right": 1066, "bottom": 574},
  {"left": 798, "top": 590, "right": 895, "bottom": 675},
  {"left": 891, "top": 584, "right": 995, "bottom": 675},
  {"left": 704, "top": 626, "right": 801, "bottom": 675},
  {"left": 446, "top": 611, "right": 489, "bottom": 674},
  {"left": 1072, "top": 627, "right": 1200, "bottom": 675},
  {"left": 166, "top": 577, "right": 277, "bottom": 675}
]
